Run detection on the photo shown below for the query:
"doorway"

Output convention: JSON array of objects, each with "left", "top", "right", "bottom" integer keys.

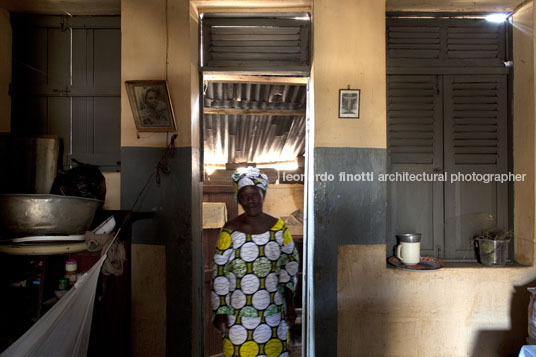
[{"left": 200, "top": 74, "right": 310, "bottom": 357}]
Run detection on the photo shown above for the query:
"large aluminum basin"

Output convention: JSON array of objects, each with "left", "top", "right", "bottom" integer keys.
[{"left": 0, "top": 194, "right": 103, "bottom": 236}]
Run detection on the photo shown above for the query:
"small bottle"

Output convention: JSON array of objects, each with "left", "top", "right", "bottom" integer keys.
[
  {"left": 58, "top": 278, "right": 68, "bottom": 290},
  {"left": 65, "top": 258, "right": 78, "bottom": 287}
]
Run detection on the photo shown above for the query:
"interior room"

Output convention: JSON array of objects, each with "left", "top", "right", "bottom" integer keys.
[{"left": 1, "top": 0, "right": 536, "bottom": 356}]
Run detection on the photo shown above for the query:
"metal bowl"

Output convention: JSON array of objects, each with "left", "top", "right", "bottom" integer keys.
[{"left": 0, "top": 194, "right": 103, "bottom": 236}]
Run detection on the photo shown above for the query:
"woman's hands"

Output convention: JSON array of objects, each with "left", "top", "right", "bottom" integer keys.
[{"left": 213, "top": 314, "right": 228, "bottom": 337}]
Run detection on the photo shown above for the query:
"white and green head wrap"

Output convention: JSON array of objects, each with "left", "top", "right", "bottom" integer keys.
[{"left": 231, "top": 167, "right": 268, "bottom": 194}]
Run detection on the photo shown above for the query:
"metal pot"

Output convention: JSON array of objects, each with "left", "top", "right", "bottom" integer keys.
[
  {"left": 396, "top": 233, "right": 422, "bottom": 243},
  {"left": 0, "top": 194, "right": 103, "bottom": 236}
]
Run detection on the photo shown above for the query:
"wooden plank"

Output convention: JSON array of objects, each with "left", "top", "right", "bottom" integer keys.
[
  {"left": 211, "top": 26, "right": 300, "bottom": 35},
  {"left": 453, "top": 97, "right": 497, "bottom": 103},
  {"left": 389, "top": 38, "right": 440, "bottom": 44},
  {"left": 452, "top": 82, "right": 498, "bottom": 88},
  {"left": 454, "top": 147, "right": 497, "bottom": 154},
  {"left": 447, "top": 38, "right": 499, "bottom": 45},
  {"left": 389, "top": 44, "right": 440, "bottom": 49},
  {"left": 448, "top": 33, "right": 498, "bottom": 39},
  {"left": 204, "top": 107, "right": 305, "bottom": 116},
  {"left": 389, "top": 132, "right": 434, "bottom": 139},
  {"left": 389, "top": 32, "right": 439, "bottom": 38},
  {"left": 211, "top": 52, "right": 301, "bottom": 61},
  {"left": 388, "top": 26, "right": 439, "bottom": 32},
  {"left": 453, "top": 139, "right": 497, "bottom": 146},
  {"left": 202, "top": 67, "right": 310, "bottom": 76},
  {"left": 388, "top": 118, "right": 434, "bottom": 125},
  {"left": 447, "top": 44, "right": 498, "bottom": 51},
  {"left": 452, "top": 111, "right": 498, "bottom": 118},
  {"left": 210, "top": 40, "right": 299, "bottom": 47},
  {"left": 448, "top": 50, "right": 499, "bottom": 59},
  {"left": 204, "top": 18, "right": 304, "bottom": 27},
  {"left": 211, "top": 46, "right": 300, "bottom": 53},
  {"left": 388, "top": 111, "right": 436, "bottom": 118},
  {"left": 453, "top": 154, "right": 497, "bottom": 164},
  {"left": 212, "top": 34, "right": 300, "bottom": 41},
  {"left": 203, "top": 74, "right": 307, "bottom": 85},
  {"left": 390, "top": 138, "right": 434, "bottom": 146},
  {"left": 447, "top": 27, "right": 500, "bottom": 33},
  {"left": 388, "top": 49, "right": 439, "bottom": 58},
  {"left": 454, "top": 132, "right": 498, "bottom": 139},
  {"left": 387, "top": 67, "right": 509, "bottom": 75},
  {"left": 390, "top": 153, "right": 433, "bottom": 164},
  {"left": 388, "top": 103, "right": 435, "bottom": 110},
  {"left": 453, "top": 104, "right": 498, "bottom": 110},
  {"left": 454, "top": 118, "right": 497, "bottom": 125},
  {"left": 453, "top": 124, "right": 497, "bottom": 132},
  {"left": 388, "top": 89, "right": 435, "bottom": 96}
]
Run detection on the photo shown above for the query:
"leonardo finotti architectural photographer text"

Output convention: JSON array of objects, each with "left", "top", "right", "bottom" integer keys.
[{"left": 282, "top": 171, "right": 526, "bottom": 184}]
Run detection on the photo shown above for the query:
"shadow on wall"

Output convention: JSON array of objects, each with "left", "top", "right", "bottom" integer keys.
[{"left": 470, "top": 279, "right": 536, "bottom": 357}]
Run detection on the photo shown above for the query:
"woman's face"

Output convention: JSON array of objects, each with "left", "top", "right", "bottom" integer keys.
[
  {"left": 145, "top": 90, "right": 159, "bottom": 109},
  {"left": 237, "top": 185, "right": 264, "bottom": 217}
]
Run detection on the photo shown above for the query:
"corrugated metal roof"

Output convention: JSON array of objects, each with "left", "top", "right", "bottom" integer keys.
[{"left": 203, "top": 81, "right": 306, "bottom": 165}]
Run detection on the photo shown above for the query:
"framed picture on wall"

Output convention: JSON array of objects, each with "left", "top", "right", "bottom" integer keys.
[
  {"left": 125, "top": 80, "right": 177, "bottom": 132},
  {"left": 338, "top": 88, "right": 360, "bottom": 119}
]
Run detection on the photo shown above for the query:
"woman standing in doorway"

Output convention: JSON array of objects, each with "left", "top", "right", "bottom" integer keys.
[{"left": 211, "top": 167, "right": 299, "bottom": 357}]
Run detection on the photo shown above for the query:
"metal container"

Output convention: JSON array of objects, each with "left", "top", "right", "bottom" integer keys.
[
  {"left": 0, "top": 194, "right": 102, "bottom": 236},
  {"left": 396, "top": 233, "right": 422, "bottom": 243}
]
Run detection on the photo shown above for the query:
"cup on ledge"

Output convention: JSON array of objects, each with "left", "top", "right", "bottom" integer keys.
[{"left": 395, "top": 233, "right": 421, "bottom": 265}]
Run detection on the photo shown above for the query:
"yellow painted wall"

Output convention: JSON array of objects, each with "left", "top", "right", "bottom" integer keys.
[
  {"left": 122, "top": 0, "right": 198, "bottom": 148},
  {"left": 338, "top": 245, "right": 536, "bottom": 357},
  {"left": 313, "top": 0, "right": 386, "bottom": 148},
  {"left": 513, "top": 3, "right": 535, "bottom": 265},
  {"left": 0, "top": 9, "right": 11, "bottom": 133}
]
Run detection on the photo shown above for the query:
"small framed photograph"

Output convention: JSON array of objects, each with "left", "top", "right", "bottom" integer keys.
[
  {"left": 339, "top": 89, "right": 360, "bottom": 119},
  {"left": 125, "top": 80, "right": 177, "bottom": 132}
]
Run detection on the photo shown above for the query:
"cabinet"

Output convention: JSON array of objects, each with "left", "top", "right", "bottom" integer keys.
[{"left": 0, "top": 211, "right": 132, "bottom": 356}]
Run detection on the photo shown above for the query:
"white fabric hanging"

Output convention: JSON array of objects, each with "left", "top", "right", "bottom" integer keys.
[{"left": 1, "top": 255, "right": 106, "bottom": 357}]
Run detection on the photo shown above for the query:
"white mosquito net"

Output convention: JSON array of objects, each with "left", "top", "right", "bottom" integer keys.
[{"left": 1, "top": 255, "right": 106, "bottom": 357}]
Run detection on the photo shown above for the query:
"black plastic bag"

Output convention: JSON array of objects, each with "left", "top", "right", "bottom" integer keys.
[{"left": 50, "top": 161, "right": 106, "bottom": 201}]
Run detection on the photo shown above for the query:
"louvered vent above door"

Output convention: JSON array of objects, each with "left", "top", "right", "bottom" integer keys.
[
  {"left": 387, "top": 75, "right": 442, "bottom": 165},
  {"left": 387, "top": 18, "right": 506, "bottom": 68},
  {"left": 201, "top": 16, "right": 311, "bottom": 74}
]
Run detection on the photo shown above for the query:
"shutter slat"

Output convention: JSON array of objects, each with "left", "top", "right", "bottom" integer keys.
[
  {"left": 212, "top": 34, "right": 301, "bottom": 41},
  {"left": 212, "top": 52, "right": 301, "bottom": 61},
  {"left": 211, "top": 26, "right": 300, "bottom": 35},
  {"left": 211, "top": 40, "right": 300, "bottom": 47},
  {"left": 389, "top": 50, "right": 440, "bottom": 58},
  {"left": 212, "top": 46, "right": 300, "bottom": 53},
  {"left": 448, "top": 51, "right": 500, "bottom": 59}
]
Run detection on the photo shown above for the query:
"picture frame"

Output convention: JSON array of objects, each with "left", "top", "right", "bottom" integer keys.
[
  {"left": 338, "top": 88, "right": 360, "bottom": 119},
  {"left": 125, "top": 80, "right": 177, "bottom": 132}
]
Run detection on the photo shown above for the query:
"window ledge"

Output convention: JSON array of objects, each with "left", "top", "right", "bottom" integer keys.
[{"left": 386, "top": 259, "right": 531, "bottom": 271}]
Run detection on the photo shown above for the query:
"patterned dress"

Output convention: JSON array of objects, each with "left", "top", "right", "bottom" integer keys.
[{"left": 211, "top": 219, "right": 299, "bottom": 357}]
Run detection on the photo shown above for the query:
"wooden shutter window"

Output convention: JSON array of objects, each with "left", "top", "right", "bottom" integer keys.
[
  {"left": 444, "top": 75, "right": 506, "bottom": 165},
  {"left": 387, "top": 75, "right": 440, "bottom": 165}
]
